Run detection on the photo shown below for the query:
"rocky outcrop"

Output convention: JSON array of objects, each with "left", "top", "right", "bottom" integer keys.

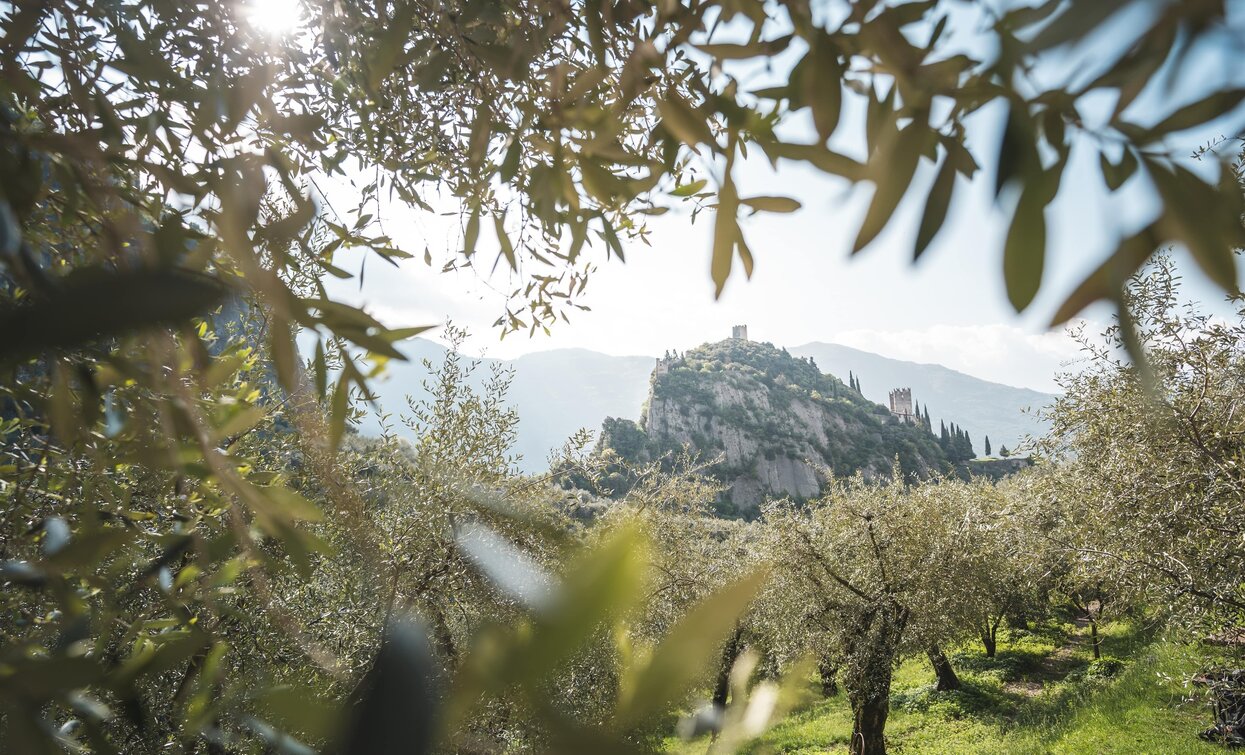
[{"left": 600, "top": 339, "right": 950, "bottom": 516}]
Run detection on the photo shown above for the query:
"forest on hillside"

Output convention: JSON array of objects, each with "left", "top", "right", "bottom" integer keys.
[{"left": 2, "top": 1, "right": 1245, "bottom": 754}]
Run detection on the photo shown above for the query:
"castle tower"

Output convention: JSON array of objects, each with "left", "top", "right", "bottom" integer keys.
[
  {"left": 731, "top": 324, "right": 749, "bottom": 341},
  {"left": 888, "top": 388, "right": 916, "bottom": 424}
]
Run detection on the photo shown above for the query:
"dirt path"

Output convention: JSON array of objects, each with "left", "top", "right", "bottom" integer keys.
[{"left": 1003, "top": 623, "right": 1087, "bottom": 698}]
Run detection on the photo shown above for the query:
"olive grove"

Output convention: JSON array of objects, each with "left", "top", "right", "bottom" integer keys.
[{"left": 3, "top": 0, "right": 1245, "bottom": 752}]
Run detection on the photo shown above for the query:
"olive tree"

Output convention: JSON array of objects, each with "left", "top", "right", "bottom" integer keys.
[
  {"left": 957, "top": 476, "right": 1054, "bottom": 657},
  {"left": 3, "top": 0, "right": 1245, "bottom": 751},
  {"left": 759, "top": 474, "right": 987, "bottom": 755},
  {"left": 606, "top": 462, "right": 757, "bottom": 706},
  {"left": 1037, "top": 254, "right": 1245, "bottom": 638}
]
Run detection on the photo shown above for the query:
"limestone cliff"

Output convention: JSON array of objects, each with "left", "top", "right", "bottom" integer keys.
[{"left": 597, "top": 339, "right": 951, "bottom": 516}]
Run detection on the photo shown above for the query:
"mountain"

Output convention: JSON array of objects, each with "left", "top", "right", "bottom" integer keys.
[
  {"left": 789, "top": 342, "right": 1053, "bottom": 456},
  {"left": 357, "top": 338, "right": 1052, "bottom": 475},
  {"left": 590, "top": 339, "right": 952, "bottom": 515},
  {"left": 358, "top": 339, "right": 655, "bottom": 472}
]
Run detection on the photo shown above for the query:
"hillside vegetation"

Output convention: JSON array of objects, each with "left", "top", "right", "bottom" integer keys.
[{"left": 789, "top": 343, "right": 1053, "bottom": 455}]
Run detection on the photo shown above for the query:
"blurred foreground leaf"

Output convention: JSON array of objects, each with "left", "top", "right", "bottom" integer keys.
[{"left": 0, "top": 267, "right": 229, "bottom": 362}]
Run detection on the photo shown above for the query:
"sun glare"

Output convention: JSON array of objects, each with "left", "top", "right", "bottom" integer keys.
[{"left": 241, "top": 0, "right": 305, "bottom": 36}]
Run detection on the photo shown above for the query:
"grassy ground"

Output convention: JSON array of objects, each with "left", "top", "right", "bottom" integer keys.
[{"left": 669, "top": 619, "right": 1230, "bottom": 754}]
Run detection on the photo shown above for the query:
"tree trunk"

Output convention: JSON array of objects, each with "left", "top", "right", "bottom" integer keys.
[
  {"left": 980, "top": 629, "right": 997, "bottom": 658},
  {"left": 849, "top": 694, "right": 889, "bottom": 755},
  {"left": 845, "top": 623, "right": 898, "bottom": 755},
  {"left": 1089, "top": 619, "right": 1101, "bottom": 660},
  {"left": 842, "top": 603, "right": 907, "bottom": 755},
  {"left": 428, "top": 606, "right": 457, "bottom": 666},
  {"left": 712, "top": 626, "right": 743, "bottom": 708},
  {"left": 928, "top": 646, "right": 961, "bottom": 691},
  {"left": 819, "top": 658, "right": 839, "bottom": 697}
]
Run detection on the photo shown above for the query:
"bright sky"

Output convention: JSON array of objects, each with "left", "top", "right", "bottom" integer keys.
[{"left": 310, "top": 3, "right": 1245, "bottom": 395}]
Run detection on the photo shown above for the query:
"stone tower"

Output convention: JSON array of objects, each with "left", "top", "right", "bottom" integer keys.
[
  {"left": 731, "top": 324, "right": 749, "bottom": 341},
  {"left": 888, "top": 388, "right": 917, "bottom": 424}
]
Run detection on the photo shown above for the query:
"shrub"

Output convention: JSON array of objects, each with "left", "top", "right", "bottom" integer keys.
[
  {"left": 1087, "top": 656, "right": 1126, "bottom": 680},
  {"left": 952, "top": 652, "right": 1032, "bottom": 681},
  {"left": 891, "top": 682, "right": 1004, "bottom": 720}
]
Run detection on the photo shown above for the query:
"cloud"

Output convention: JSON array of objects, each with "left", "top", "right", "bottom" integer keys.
[{"left": 829, "top": 323, "right": 1092, "bottom": 393}]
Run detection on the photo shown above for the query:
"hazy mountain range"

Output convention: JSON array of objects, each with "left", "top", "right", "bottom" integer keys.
[{"left": 359, "top": 339, "right": 1054, "bottom": 474}]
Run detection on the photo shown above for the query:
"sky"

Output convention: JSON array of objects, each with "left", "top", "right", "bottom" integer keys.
[{"left": 312, "top": 2, "right": 1245, "bottom": 395}]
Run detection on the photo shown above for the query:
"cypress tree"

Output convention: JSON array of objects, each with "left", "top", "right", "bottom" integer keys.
[{"left": 984, "top": 436, "right": 992, "bottom": 456}]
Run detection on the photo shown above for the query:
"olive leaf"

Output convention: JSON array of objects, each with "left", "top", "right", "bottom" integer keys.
[{"left": 0, "top": 268, "right": 229, "bottom": 363}]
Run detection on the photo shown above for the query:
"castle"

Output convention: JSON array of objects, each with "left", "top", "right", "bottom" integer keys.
[
  {"left": 888, "top": 387, "right": 918, "bottom": 424},
  {"left": 654, "top": 349, "right": 680, "bottom": 377},
  {"left": 731, "top": 324, "right": 749, "bottom": 341}
]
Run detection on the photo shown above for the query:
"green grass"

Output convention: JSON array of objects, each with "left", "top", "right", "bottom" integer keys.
[{"left": 667, "top": 621, "right": 1229, "bottom": 754}]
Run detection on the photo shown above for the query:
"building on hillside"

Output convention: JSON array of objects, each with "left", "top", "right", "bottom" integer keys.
[
  {"left": 888, "top": 387, "right": 918, "bottom": 424},
  {"left": 654, "top": 349, "right": 681, "bottom": 377},
  {"left": 731, "top": 324, "right": 749, "bottom": 341}
]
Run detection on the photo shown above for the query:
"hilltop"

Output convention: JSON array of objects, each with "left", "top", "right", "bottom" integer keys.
[{"left": 593, "top": 338, "right": 952, "bottom": 515}]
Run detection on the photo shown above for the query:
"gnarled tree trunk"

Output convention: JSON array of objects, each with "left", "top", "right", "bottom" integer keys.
[
  {"left": 928, "top": 645, "right": 961, "bottom": 691},
  {"left": 849, "top": 691, "right": 889, "bottom": 755},
  {"left": 842, "top": 605, "right": 906, "bottom": 755}
]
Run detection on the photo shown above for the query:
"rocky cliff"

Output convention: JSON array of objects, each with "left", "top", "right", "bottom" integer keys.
[{"left": 596, "top": 339, "right": 951, "bottom": 516}]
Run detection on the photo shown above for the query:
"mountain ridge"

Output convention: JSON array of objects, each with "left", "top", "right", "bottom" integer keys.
[{"left": 358, "top": 338, "right": 1053, "bottom": 473}]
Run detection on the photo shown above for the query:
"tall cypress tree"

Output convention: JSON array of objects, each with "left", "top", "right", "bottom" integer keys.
[
  {"left": 923, "top": 406, "right": 931, "bottom": 429},
  {"left": 984, "top": 435, "right": 992, "bottom": 456}
]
